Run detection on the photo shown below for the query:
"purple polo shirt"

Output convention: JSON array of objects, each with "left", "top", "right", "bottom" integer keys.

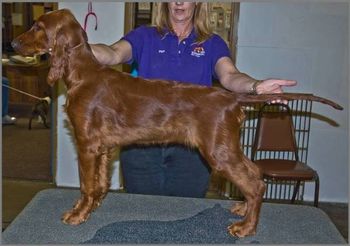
[{"left": 122, "top": 26, "right": 231, "bottom": 86}]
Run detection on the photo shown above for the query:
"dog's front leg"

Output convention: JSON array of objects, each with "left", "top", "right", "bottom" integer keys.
[
  {"left": 62, "top": 148, "right": 97, "bottom": 225},
  {"left": 91, "top": 149, "right": 112, "bottom": 211}
]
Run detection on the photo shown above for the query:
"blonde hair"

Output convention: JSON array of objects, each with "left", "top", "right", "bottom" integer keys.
[{"left": 153, "top": 2, "right": 212, "bottom": 43}]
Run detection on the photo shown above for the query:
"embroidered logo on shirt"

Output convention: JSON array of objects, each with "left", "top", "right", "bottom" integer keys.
[
  {"left": 191, "top": 46, "right": 205, "bottom": 58},
  {"left": 158, "top": 49, "right": 166, "bottom": 53}
]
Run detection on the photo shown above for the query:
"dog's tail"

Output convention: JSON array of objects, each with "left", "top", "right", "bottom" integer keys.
[{"left": 237, "top": 93, "right": 343, "bottom": 110}]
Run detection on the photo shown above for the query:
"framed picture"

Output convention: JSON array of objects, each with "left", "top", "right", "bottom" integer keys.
[{"left": 209, "top": 12, "right": 217, "bottom": 28}]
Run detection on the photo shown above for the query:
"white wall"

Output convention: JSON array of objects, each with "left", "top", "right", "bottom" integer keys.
[
  {"left": 236, "top": 3, "right": 349, "bottom": 202},
  {"left": 55, "top": 2, "right": 125, "bottom": 189}
]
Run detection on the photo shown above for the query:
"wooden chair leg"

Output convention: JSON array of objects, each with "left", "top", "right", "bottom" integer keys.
[{"left": 291, "top": 181, "right": 301, "bottom": 204}]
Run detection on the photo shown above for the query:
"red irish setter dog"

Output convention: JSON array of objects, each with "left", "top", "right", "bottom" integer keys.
[{"left": 12, "top": 9, "right": 342, "bottom": 238}]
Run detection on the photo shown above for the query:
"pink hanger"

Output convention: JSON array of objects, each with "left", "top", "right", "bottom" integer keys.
[{"left": 83, "top": 2, "right": 98, "bottom": 32}]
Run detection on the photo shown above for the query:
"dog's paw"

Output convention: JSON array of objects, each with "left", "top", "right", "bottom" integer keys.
[
  {"left": 230, "top": 201, "right": 247, "bottom": 217},
  {"left": 61, "top": 209, "right": 90, "bottom": 225},
  {"left": 227, "top": 221, "right": 256, "bottom": 238},
  {"left": 92, "top": 200, "right": 102, "bottom": 211}
]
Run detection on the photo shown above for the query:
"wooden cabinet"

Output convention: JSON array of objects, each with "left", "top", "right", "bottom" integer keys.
[{"left": 3, "top": 61, "right": 51, "bottom": 105}]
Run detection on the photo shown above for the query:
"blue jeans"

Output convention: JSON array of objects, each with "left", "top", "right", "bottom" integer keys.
[
  {"left": 120, "top": 144, "right": 211, "bottom": 198},
  {"left": 2, "top": 77, "right": 9, "bottom": 117}
]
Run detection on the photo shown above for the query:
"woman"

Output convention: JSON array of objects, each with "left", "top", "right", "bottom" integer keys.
[{"left": 91, "top": 2, "right": 296, "bottom": 198}]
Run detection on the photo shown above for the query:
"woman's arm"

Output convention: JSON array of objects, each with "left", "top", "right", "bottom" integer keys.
[
  {"left": 215, "top": 57, "right": 297, "bottom": 94},
  {"left": 90, "top": 39, "right": 133, "bottom": 65}
]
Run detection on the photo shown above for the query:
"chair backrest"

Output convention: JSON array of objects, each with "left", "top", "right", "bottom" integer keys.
[{"left": 251, "top": 103, "right": 299, "bottom": 161}]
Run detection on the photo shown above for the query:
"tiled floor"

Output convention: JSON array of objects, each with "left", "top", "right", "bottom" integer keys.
[{"left": 2, "top": 178, "right": 348, "bottom": 242}]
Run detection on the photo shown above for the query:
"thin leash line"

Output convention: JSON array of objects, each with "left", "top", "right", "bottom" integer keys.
[{"left": 2, "top": 84, "right": 44, "bottom": 101}]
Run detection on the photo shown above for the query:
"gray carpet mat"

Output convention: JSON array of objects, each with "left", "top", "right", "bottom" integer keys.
[
  {"left": 83, "top": 204, "right": 240, "bottom": 244},
  {"left": 2, "top": 188, "right": 346, "bottom": 244}
]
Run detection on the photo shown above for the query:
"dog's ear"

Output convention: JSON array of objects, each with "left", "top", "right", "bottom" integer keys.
[
  {"left": 47, "top": 29, "right": 68, "bottom": 87},
  {"left": 46, "top": 12, "right": 86, "bottom": 87}
]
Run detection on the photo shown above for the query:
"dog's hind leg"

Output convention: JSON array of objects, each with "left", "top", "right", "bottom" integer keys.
[
  {"left": 230, "top": 200, "right": 248, "bottom": 217},
  {"left": 40, "top": 112, "right": 50, "bottom": 128},
  {"left": 205, "top": 150, "right": 265, "bottom": 237},
  {"left": 28, "top": 116, "right": 33, "bottom": 130},
  {"left": 205, "top": 150, "right": 265, "bottom": 238},
  {"left": 230, "top": 161, "right": 263, "bottom": 217},
  {"left": 197, "top": 116, "right": 265, "bottom": 238},
  {"left": 222, "top": 156, "right": 265, "bottom": 238}
]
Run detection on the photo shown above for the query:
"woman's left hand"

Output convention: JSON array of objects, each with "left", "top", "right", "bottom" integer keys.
[
  {"left": 256, "top": 79, "right": 297, "bottom": 104},
  {"left": 256, "top": 79, "right": 297, "bottom": 94}
]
